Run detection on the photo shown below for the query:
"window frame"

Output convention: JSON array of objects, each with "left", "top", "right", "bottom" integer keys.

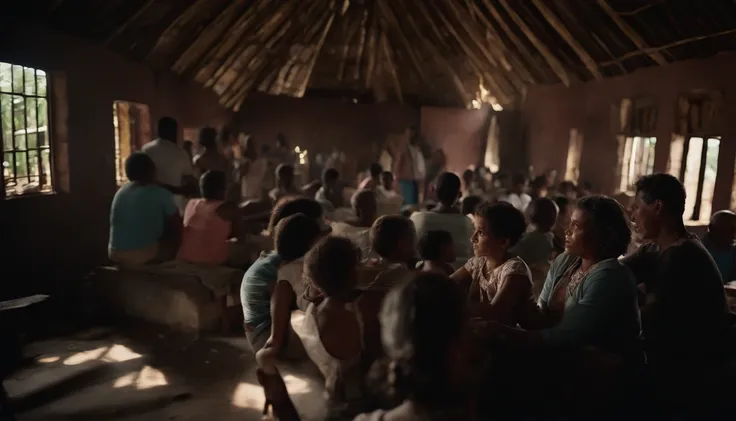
[{"left": 0, "top": 61, "right": 55, "bottom": 199}]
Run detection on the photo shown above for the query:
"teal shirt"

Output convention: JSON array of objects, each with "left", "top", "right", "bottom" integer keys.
[
  {"left": 109, "top": 183, "right": 178, "bottom": 251},
  {"left": 240, "top": 252, "right": 283, "bottom": 331},
  {"left": 538, "top": 253, "right": 642, "bottom": 361}
]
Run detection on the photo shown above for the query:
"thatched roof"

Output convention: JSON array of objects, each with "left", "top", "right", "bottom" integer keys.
[{"left": 26, "top": 0, "right": 736, "bottom": 110}]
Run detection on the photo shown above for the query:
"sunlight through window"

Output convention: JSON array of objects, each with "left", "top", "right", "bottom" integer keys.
[
  {"left": 63, "top": 344, "right": 142, "bottom": 366},
  {"left": 113, "top": 366, "right": 168, "bottom": 390}
]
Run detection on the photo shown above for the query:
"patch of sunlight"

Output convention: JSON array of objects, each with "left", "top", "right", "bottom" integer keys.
[
  {"left": 37, "top": 355, "right": 60, "bottom": 364},
  {"left": 114, "top": 366, "right": 168, "bottom": 390},
  {"left": 63, "top": 344, "right": 142, "bottom": 366},
  {"left": 283, "top": 374, "right": 312, "bottom": 395},
  {"left": 231, "top": 382, "right": 265, "bottom": 409}
]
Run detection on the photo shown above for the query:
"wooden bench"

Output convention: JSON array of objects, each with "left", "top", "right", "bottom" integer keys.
[{"left": 88, "top": 264, "right": 242, "bottom": 334}]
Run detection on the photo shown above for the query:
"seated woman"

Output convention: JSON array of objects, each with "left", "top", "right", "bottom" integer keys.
[
  {"left": 241, "top": 210, "right": 329, "bottom": 355},
  {"left": 109, "top": 152, "right": 182, "bottom": 265},
  {"left": 451, "top": 202, "right": 536, "bottom": 327},
  {"left": 355, "top": 273, "right": 478, "bottom": 421},
  {"left": 330, "top": 190, "right": 378, "bottom": 258},
  {"left": 484, "top": 196, "right": 642, "bottom": 417},
  {"left": 410, "top": 172, "right": 474, "bottom": 269},
  {"left": 176, "top": 171, "right": 244, "bottom": 266},
  {"left": 417, "top": 230, "right": 455, "bottom": 275}
]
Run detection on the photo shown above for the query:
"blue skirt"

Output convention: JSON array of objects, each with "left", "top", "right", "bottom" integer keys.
[{"left": 399, "top": 179, "right": 419, "bottom": 205}]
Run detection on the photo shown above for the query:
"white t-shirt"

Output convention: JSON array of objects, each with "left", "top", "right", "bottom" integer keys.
[
  {"left": 410, "top": 211, "right": 474, "bottom": 269},
  {"left": 142, "top": 138, "right": 194, "bottom": 213},
  {"left": 500, "top": 192, "right": 531, "bottom": 211}
]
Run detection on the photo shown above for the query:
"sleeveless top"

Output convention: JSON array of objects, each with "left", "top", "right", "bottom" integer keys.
[
  {"left": 177, "top": 199, "right": 231, "bottom": 265},
  {"left": 301, "top": 301, "right": 366, "bottom": 415}
]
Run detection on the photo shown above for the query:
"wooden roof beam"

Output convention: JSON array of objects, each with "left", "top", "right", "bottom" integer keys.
[
  {"left": 595, "top": 0, "right": 668, "bottom": 66},
  {"left": 105, "top": 0, "right": 156, "bottom": 45},
  {"left": 531, "top": 0, "right": 603, "bottom": 80},
  {"left": 376, "top": 0, "right": 430, "bottom": 85},
  {"left": 399, "top": 2, "right": 470, "bottom": 105},
  {"left": 298, "top": 2, "right": 339, "bottom": 97},
  {"left": 379, "top": 30, "right": 403, "bottom": 103},
  {"left": 497, "top": 0, "right": 571, "bottom": 86},
  {"left": 479, "top": 0, "right": 555, "bottom": 84}
]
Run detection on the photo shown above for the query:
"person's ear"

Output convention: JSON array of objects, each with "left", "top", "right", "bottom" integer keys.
[{"left": 653, "top": 200, "right": 664, "bottom": 216}]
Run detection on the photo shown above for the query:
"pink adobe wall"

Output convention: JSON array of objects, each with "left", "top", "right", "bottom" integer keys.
[
  {"left": 523, "top": 54, "right": 736, "bottom": 212},
  {"left": 233, "top": 94, "right": 491, "bottom": 180}
]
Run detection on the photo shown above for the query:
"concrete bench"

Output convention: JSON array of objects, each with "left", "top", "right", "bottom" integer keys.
[{"left": 89, "top": 264, "right": 243, "bottom": 334}]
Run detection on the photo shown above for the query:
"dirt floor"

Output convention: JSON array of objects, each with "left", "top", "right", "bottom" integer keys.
[{"left": 5, "top": 322, "right": 328, "bottom": 421}]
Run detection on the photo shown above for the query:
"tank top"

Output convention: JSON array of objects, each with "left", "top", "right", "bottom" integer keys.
[
  {"left": 301, "top": 301, "right": 365, "bottom": 415},
  {"left": 177, "top": 199, "right": 232, "bottom": 265}
]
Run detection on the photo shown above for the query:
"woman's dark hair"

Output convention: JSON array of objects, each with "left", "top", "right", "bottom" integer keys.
[
  {"left": 198, "top": 127, "right": 217, "bottom": 149},
  {"left": 125, "top": 152, "right": 155, "bottom": 182},
  {"left": 435, "top": 172, "right": 461, "bottom": 204},
  {"left": 418, "top": 231, "right": 453, "bottom": 261},
  {"left": 474, "top": 201, "right": 527, "bottom": 247},
  {"left": 634, "top": 173, "right": 686, "bottom": 218},
  {"left": 200, "top": 170, "right": 226, "bottom": 199},
  {"left": 576, "top": 195, "right": 632, "bottom": 259},
  {"left": 461, "top": 195, "right": 483, "bottom": 216},
  {"left": 305, "top": 236, "right": 359, "bottom": 297},
  {"left": 268, "top": 197, "right": 324, "bottom": 234},
  {"left": 274, "top": 213, "right": 322, "bottom": 261},
  {"left": 376, "top": 272, "right": 467, "bottom": 408},
  {"left": 370, "top": 215, "right": 414, "bottom": 258},
  {"left": 559, "top": 180, "right": 576, "bottom": 194}
]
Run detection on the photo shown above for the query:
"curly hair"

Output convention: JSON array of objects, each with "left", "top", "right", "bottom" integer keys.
[
  {"left": 373, "top": 272, "right": 467, "bottom": 409},
  {"left": 304, "top": 236, "right": 359, "bottom": 297},
  {"left": 274, "top": 213, "right": 323, "bottom": 261},
  {"left": 370, "top": 215, "right": 415, "bottom": 259},
  {"left": 474, "top": 201, "right": 527, "bottom": 247},
  {"left": 576, "top": 195, "right": 632, "bottom": 259},
  {"left": 460, "top": 195, "right": 483, "bottom": 216},
  {"left": 267, "top": 197, "right": 324, "bottom": 234}
]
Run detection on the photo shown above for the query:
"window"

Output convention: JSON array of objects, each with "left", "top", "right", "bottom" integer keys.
[
  {"left": 1, "top": 62, "right": 52, "bottom": 197},
  {"left": 113, "top": 101, "right": 150, "bottom": 185},
  {"left": 564, "top": 129, "right": 583, "bottom": 183},
  {"left": 681, "top": 137, "right": 720, "bottom": 222},
  {"left": 618, "top": 136, "right": 656, "bottom": 193}
]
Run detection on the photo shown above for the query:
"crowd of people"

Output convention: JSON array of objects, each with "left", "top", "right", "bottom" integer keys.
[{"left": 106, "top": 117, "right": 736, "bottom": 421}]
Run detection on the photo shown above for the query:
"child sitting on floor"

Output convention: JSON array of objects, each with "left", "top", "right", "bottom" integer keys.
[{"left": 417, "top": 230, "right": 456, "bottom": 275}]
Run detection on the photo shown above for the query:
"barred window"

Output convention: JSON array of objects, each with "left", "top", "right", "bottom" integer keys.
[{"left": 0, "top": 62, "right": 53, "bottom": 197}]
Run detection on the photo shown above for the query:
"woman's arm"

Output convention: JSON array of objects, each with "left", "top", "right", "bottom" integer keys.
[
  {"left": 450, "top": 266, "right": 473, "bottom": 295},
  {"left": 472, "top": 274, "right": 531, "bottom": 326}
]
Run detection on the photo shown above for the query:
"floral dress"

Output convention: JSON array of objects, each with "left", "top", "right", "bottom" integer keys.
[{"left": 464, "top": 256, "right": 534, "bottom": 325}]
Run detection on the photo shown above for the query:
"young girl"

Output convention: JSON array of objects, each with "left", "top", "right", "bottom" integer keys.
[
  {"left": 451, "top": 202, "right": 537, "bottom": 327},
  {"left": 417, "top": 230, "right": 456, "bottom": 275}
]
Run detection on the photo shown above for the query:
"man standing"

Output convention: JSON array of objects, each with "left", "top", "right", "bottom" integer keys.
[
  {"left": 142, "top": 117, "right": 196, "bottom": 213},
  {"left": 393, "top": 126, "right": 425, "bottom": 205}
]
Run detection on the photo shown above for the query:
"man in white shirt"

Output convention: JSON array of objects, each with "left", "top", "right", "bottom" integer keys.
[{"left": 141, "top": 117, "right": 196, "bottom": 213}]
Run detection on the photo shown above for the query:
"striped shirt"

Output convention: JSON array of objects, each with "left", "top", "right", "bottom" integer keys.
[{"left": 240, "top": 251, "right": 282, "bottom": 330}]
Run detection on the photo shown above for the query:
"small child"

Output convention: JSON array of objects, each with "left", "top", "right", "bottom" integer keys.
[{"left": 417, "top": 230, "right": 456, "bottom": 275}]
